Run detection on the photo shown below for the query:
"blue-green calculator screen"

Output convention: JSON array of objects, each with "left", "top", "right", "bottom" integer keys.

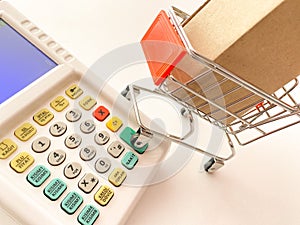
[{"left": 0, "top": 19, "right": 57, "bottom": 104}]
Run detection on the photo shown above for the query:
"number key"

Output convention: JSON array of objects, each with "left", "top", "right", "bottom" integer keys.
[
  {"left": 95, "top": 157, "right": 111, "bottom": 173},
  {"left": 49, "top": 122, "right": 67, "bottom": 137},
  {"left": 80, "top": 120, "right": 96, "bottom": 134},
  {"left": 94, "top": 131, "right": 110, "bottom": 145},
  {"left": 65, "top": 134, "right": 82, "bottom": 149},
  {"left": 80, "top": 146, "right": 96, "bottom": 161},
  {"left": 32, "top": 137, "right": 51, "bottom": 153},
  {"left": 64, "top": 162, "right": 82, "bottom": 179},
  {"left": 48, "top": 150, "right": 66, "bottom": 166},
  {"left": 65, "top": 108, "right": 82, "bottom": 122}
]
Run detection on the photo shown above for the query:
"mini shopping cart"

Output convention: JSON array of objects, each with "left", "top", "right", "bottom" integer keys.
[{"left": 122, "top": 6, "right": 300, "bottom": 173}]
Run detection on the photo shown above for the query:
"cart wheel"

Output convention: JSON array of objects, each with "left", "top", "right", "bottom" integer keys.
[
  {"left": 121, "top": 85, "right": 131, "bottom": 101},
  {"left": 204, "top": 157, "right": 225, "bottom": 173}
]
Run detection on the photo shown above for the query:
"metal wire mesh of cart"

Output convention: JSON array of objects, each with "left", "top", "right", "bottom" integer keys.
[{"left": 124, "top": 6, "right": 300, "bottom": 172}]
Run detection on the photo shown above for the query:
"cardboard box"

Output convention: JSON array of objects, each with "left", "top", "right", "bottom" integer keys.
[{"left": 171, "top": 0, "right": 300, "bottom": 125}]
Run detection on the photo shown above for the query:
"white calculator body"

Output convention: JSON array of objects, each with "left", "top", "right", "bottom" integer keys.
[{"left": 0, "top": 2, "right": 168, "bottom": 225}]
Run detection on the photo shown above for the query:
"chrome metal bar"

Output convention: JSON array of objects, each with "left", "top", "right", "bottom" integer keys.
[
  {"left": 129, "top": 84, "right": 235, "bottom": 161},
  {"left": 169, "top": 75, "right": 252, "bottom": 126}
]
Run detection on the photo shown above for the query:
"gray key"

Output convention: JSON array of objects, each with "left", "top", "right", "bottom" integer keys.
[
  {"left": 32, "top": 137, "right": 51, "bottom": 153},
  {"left": 65, "top": 133, "right": 82, "bottom": 149},
  {"left": 80, "top": 146, "right": 96, "bottom": 161},
  {"left": 49, "top": 122, "right": 67, "bottom": 137},
  {"left": 64, "top": 162, "right": 82, "bottom": 179},
  {"left": 78, "top": 173, "right": 99, "bottom": 194},
  {"left": 95, "top": 157, "right": 111, "bottom": 173},
  {"left": 80, "top": 119, "right": 96, "bottom": 134},
  {"left": 48, "top": 150, "right": 66, "bottom": 166},
  {"left": 94, "top": 131, "right": 110, "bottom": 145},
  {"left": 65, "top": 108, "right": 82, "bottom": 122},
  {"left": 107, "top": 141, "right": 125, "bottom": 158}
]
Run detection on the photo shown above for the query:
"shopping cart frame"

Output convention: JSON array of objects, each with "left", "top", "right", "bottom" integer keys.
[{"left": 122, "top": 6, "right": 300, "bottom": 172}]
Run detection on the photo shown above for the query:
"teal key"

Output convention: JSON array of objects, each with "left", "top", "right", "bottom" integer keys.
[
  {"left": 44, "top": 178, "right": 67, "bottom": 201},
  {"left": 61, "top": 192, "right": 83, "bottom": 215},
  {"left": 27, "top": 165, "right": 50, "bottom": 187},
  {"left": 78, "top": 205, "right": 100, "bottom": 225},
  {"left": 121, "top": 152, "right": 138, "bottom": 170},
  {"left": 119, "top": 127, "right": 148, "bottom": 154}
]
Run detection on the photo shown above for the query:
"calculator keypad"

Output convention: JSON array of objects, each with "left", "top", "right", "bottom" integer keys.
[{"left": 2, "top": 83, "right": 148, "bottom": 225}]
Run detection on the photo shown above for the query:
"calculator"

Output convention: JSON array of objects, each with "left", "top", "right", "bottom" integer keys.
[{"left": 0, "top": 2, "right": 169, "bottom": 225}]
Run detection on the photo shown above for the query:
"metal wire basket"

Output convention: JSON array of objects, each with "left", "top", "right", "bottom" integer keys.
[{"left": 122, "top": 6, "right": 300, "bottom": 173}]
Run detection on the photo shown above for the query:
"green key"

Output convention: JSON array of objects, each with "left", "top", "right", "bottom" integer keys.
[
  {"left": 27, "top": 165, "right": 51, "bottom": 187},
  {"left": 44, "top": 178, "right": 67, "bottom": 201},
  {"left": 61, "top": 192, "right": 83, "bottom": 215},
  {"left": 119, "top": 127, "right": 148, "bottom": 154},
  {"left": 78, "top": 205, "right": 100, "bottom": 225},
  {"left": 121, "top": 152, "right": 138, "bottom": 170}
]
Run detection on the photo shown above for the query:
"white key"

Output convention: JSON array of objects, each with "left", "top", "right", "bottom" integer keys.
[
  {"left": 78, "top": 173, "right": 99, "bottom": 194},
  {"left": 80, "top": 146, "right": 97, "bottom": 161},
  {"left": 107, "top": 141, "right": 125, "bottom": 158},
  {"left": 65, "top": 108, "right": 82, "bottom": 122},
  {"left": 64, "top": 162, "right": 82, "bottom": 179},
  {"left": 65, "top": 134, "right": 82, "bottom": 149},
  {"left": 94, "top": 131, "right": 110, "bottom": 145},
  {"left": 32, "top": 137, "right": 51, "bottom": 153},
  {"left": 48, "top": 150, "right": 66, "bottom": 166},
  {"left": 95, "top": 157, "right": 111, "bottom": 173},
  {"left": 80, "top": 119, "right": 96, "bottom": 134},
  {"left": 49, "top": 122, "right": 67, "bottom": 137}
]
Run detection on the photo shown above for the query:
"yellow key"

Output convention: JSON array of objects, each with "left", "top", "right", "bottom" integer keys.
[
  {"left": 10, "top": 152, "right": 35, "bottom": 173},
  {"left": 106, "top": 116, "right": 123, "bottom": 132},
  {"left": 14, "top": 122, "right": 37, "bottom": 142},
  {"left": 94, "top": 185, "right": 114, "bottom": 206},
  {"left": 79, "top": 96, "right": 97, "bottom": 111},
  {"left": 33, "top": 108, "right": 54, "bottom": 126},
  {"left": 0, "top": 139, "right": 18, "bottom": 159},
  {"left": 65, "top": 84, "right": 83, "bottom": 99},
  {"left": 108, "top": 168, "right": 127, "bottom": 187},
  {"left": 50, "top": 96, "right": 69, "bottom": 112}
]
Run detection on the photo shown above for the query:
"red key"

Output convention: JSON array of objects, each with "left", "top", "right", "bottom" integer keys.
[{"left": 93, "top": 106, "right": 110, "bottom": 121}]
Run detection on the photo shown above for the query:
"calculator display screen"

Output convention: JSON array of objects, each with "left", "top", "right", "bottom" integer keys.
[{"left": 0, "top": 19, "right": 57, "bottom": 104}]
